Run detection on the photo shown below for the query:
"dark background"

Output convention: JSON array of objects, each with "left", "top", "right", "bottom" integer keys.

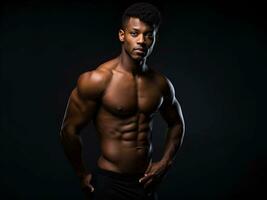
[{"left": 1, "top": 0, "right": 266, "bottom": 199}]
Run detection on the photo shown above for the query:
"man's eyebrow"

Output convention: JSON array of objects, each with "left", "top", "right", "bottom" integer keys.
[
  {"left": 125, "top": 28, "right": 139, "bottom": 32},
  {"left": 130, "top": 28, "right": 154, "bottom": 33}
]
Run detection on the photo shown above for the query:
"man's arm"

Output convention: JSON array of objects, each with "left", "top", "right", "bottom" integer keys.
[
  {"left": 158, "top": 78, "right": 185, "bottom": 166},
  {"left": 59, "top": 70, "right": 109, "bottom": 191},
  {"left": 140, "top": 77, "right": 185, "bottom": 188}
]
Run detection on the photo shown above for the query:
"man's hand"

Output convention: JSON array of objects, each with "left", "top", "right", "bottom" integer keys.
[
  {"left": 80, "top": 173, "right": 95, "bottom": 198},
  {"left": 139, "top": 161, "right": 169, "bottom": 189}
]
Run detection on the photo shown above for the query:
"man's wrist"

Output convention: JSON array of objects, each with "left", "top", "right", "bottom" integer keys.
[{"left": 160, "top": 158, "right": 173, "bottom": 168}]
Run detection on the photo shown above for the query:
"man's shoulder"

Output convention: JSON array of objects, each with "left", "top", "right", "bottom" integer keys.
[
  {"left": 151, "top": 69, "right": 175, "bottom": 97},
  {"left": 78, "top": 68, "right": 112, "bottom": 85},
  {"left": 76, "top": 63, "right": 114, "bottom": 99},
  {"left": 78, "top": 57, "right": 119, "bottom": 84},
  {"left": 151, "top": 70, "right": 170, "bottom": 88}
]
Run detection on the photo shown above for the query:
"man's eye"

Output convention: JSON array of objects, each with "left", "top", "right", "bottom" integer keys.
[
  {"left": 130, "top": 32, "right": 137, "bottom": 37},
  {"left": 145, "top": 33, "right": 153, "bottom": 38}
]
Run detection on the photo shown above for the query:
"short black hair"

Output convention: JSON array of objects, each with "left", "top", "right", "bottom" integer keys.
[{"left": 122, "top": 2, "right": 161, "bottom": 30}]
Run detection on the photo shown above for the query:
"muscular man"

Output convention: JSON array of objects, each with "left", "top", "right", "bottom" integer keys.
[{"left": 60, "top": 3, "right": 185, "bottom": 200}]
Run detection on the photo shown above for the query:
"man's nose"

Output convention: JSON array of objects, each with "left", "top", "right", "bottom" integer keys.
[{"left": 137, "top": 34, "right": 145, "bottom": 44}]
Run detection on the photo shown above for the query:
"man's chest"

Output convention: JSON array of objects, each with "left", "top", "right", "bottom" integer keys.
[{"left": 101, "top": 74, "right": 163, "bottom": 116}]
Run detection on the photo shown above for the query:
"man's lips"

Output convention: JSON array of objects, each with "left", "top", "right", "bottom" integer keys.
[{"left": 133, "top": 48, "right": 146, "bottom": 54}]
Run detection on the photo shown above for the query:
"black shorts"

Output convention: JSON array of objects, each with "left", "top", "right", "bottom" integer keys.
[{"left": 88, "top": 167, "right": 158, "bottom": 200}]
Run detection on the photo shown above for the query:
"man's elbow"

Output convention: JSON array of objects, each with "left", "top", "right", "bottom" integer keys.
[
  {"left": 168, "top": 121, "right": 185, "bottom": 141},
  {"left": 59, "top": 124, "right": 79, "bottom": 143},
  {"left": 168, "top": 120, "right": 184, "bottom": 131}
]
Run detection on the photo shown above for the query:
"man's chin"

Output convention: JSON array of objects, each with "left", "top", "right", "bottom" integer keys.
[{"left": 132, "top": 54, "right": 146, "bottom": 61}]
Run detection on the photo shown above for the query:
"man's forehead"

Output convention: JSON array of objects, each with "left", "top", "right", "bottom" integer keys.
[{"left": 126, "top": 17, "right": 155, "bottom": 31}]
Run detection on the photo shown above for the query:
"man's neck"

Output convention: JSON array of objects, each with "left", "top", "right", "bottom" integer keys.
[{"left": 118, "top": 50, "right": 148, "bottom": 75}]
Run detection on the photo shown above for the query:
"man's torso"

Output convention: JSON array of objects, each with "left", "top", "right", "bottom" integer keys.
[{"left": 85, "top": 58, "right": 167, "bottom": 173}]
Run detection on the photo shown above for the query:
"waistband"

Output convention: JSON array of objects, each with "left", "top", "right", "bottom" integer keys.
[{"left": 94, "top": 166, "right": 144, "bottom": 182}]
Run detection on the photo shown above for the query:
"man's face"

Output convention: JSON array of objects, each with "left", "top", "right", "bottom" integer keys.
[{"left": 119, "top": 17, "right": 157, "bottom": 61}]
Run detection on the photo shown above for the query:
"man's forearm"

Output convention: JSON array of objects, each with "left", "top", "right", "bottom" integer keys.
[
  {"left": 60, "top": 127, "right": 88, "bottom": 177},
  {"left": 160, "top": 123, "right": 184, "bottom": 167}
]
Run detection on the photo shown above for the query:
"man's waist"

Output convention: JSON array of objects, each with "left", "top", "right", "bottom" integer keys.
[{"left": 97, "top": 154, "right": 151, "bottom": 174}]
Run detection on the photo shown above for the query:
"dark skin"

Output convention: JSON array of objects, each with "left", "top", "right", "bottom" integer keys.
[{"left": 60, "top": 17, "right": 185, "bottom": 198}]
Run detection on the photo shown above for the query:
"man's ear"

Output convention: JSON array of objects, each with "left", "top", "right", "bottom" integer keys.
[{"left": 119, "top": 29, "right": 125, "bottom": 42}]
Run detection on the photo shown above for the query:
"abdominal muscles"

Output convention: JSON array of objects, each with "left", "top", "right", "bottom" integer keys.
[{"left": 96, "top": 114, "right": 153, "bottom": 173}]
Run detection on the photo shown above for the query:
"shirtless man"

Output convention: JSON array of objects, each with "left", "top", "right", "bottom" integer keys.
[{"left": 60, "top": 3, "right": 185, "bottom": 200}]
